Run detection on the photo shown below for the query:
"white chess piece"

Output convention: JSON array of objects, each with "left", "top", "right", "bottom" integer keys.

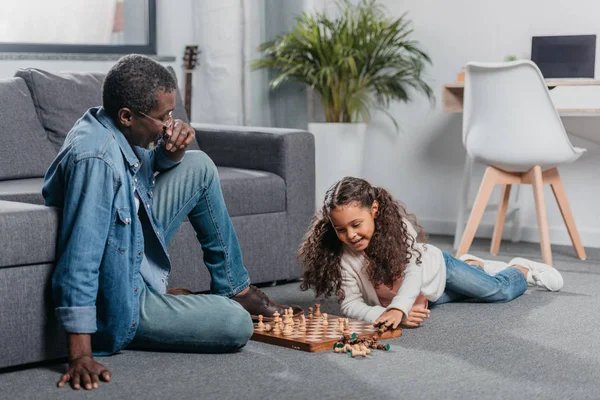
[{"left": 257, "top": 315, "right": 265, "bottom": 331}]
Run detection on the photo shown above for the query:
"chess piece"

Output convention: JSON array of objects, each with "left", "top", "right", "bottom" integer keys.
[
  {"left": 351, "top": 349, "right": 367, "bottom": 358},
  {"left": 359, "top": 344, "right": 371, "bottom": 355},
  {"left": 256, "top": 315, "right": 265, "bottom": 331},
  {"left": 283, "top": 309, "right": 291, "bottom": 326},
  {"left": 314, "top": 304, "right": 322, "bottom": 317},
  {"left": 299, "top": 314, "right": 307, "bottom": 332},
  {"left": 264, "top": 323, "right": 272, "bottom": 332},
  {"left": 338, "top": 318, "right": 344, "bottom": 333},
  {"left": 343, "top": 318, "right": 350, "bottom": 335},
  {"left": 272, "top": 312, "right": 282, "bottom": 334},
  {"left": 322, "top": 313, "right": 328, "bottom": 326},
  {"left": 282, "top": 324, "right": 293, "bottom": 336},
  {"left": 308, "top": 307, "right": 313, "bottom": 318}
]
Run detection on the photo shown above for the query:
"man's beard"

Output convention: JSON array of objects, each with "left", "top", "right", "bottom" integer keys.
[{"left": 144, "top": 134, "right": 163, "bottom": 150}]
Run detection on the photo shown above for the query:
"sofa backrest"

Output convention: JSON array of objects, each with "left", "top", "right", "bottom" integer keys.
[
  {"left": 1, "top": 65, "right": 198, "bottom": 181},
  {"left": 15, "top": 66, "right": 194, "bottom": 154},
  {"left": 0, "top": 77, "right": 58, "bottom": 180},
  {"left": 14, "top": 68, "right": 106, "bottom": 153}
]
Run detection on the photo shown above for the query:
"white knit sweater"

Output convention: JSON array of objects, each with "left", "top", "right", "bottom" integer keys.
[{"left": 339, "top": 220, "right": 446, "bottom": 322}]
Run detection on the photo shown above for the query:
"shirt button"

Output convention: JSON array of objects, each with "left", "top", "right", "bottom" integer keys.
[
  {"left": 134, "top": 177, "right": 138, "bottom": 182},
  {"left": 132, "top": 322, "right": 137, "bottom": 327},
  {"left": 138, "top": 251, "right": 142, "bottom": 256},
  {"left": 146, "top": 203, "right": 150, "bottom": 208},
  {"left": 134, "top": 288, "right": 138, "bottom": 293},
  {"left": 134, "top": 162, "right": 139, "bottom": 167},
  {"left": 125, "top": 218, "right": 130, "bottom": 224}
]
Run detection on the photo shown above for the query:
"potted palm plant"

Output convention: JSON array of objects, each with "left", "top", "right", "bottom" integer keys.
[{"left": 252, "top": 0, "right": 433, "bottom": 206}]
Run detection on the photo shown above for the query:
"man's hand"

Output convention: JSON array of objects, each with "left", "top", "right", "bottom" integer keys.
[
  {"left": 400, "top": 306, "right": 430, "bottom": 328},
  {"left": 163, "top": 119, "right": 196, "bottom": 161},
  {"left": 59, "top": 333, "right": 110, "bottom": 390},
  {"left": 58, "top": 355, "right": 111, "bottom": 390},
  {"left": 374, "top": 308, "right": 404, "bottom": 330}
]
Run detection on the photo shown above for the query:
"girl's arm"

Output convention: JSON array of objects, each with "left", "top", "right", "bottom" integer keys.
[
  {"left": 340, "top": 268, "right": 386, "bottom": 323},
  {"left": 385, "top": 217, "right": 424, "bottom": 319},
  {"left": 387, "top": 259, "right": 423, "bottom": 319}
]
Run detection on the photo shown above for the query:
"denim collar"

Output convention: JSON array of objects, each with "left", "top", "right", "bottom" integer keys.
[{"left": 95, "top": 107, "right": 141, "bottom": 169}]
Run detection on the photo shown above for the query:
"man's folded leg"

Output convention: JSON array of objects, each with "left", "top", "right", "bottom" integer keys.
[
  {"left": 155, "top": 151, "right": 303, "bottom": 320},
  {"left": 128, "top": 282, "right": 254, "bottom": 353}
]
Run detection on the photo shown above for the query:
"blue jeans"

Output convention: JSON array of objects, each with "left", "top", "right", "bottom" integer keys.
[
  {"left": 430, "top": 252, "right": 528, "bottom": 306},
  {"left": 129, "top": 151, "right": 253, "bottom": 352}
]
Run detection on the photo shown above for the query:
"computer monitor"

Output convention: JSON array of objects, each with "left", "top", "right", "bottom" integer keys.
[{"left": 531, "top": 34, "right": 596, "bottom": 78}]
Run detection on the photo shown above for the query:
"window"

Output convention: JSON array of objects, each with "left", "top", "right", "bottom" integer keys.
[{"left": 0, "top": 0, "right": 156, "bottom": 54}]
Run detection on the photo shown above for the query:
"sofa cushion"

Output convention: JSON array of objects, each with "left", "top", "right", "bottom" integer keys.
[
  {"left": 0, "top": 78, "right": 57, "bottom": 180},
  {"left": 14, "top": 66, "right": 197, "bottom": 153},
  {"left": 14, "top": 68, "right": 105, "bottom": 152},
  {"left": 217, "top": 167, "right": 285, "bottom": 217},
  {"left": 0, "top": 178, "right": 45, "bottom": 205},
  {"left": 0, "top": 201, "right": 60, "bottom": 268}
]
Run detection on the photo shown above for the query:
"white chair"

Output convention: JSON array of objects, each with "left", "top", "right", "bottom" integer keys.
[{"left": 455, "top": 60, "right": 587, "bottom": 266}]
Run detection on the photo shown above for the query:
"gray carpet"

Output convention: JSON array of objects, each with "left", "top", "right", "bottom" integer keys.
[{"left": 1, "top": 236, "right": 599, "bottom": 400}]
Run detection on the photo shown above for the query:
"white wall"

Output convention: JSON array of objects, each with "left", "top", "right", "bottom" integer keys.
[{"left": 362, "top": 0, "right": 600, "bottom": 248}]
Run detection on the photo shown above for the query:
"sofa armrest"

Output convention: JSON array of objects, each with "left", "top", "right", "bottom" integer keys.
[
  {"left": 192, "top": 123, "right": 315, "bottom": 212},
  {"left": 192, "top": 123, "right": 315, "bottom": 274}
]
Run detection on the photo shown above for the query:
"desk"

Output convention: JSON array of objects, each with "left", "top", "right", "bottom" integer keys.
[{"left": 442, "top": 79, "right": 600, "bottom": 114}]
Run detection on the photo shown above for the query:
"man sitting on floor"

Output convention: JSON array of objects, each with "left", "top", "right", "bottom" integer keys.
[{"left": 43, "top": 54, "right": 302, "bottom": 390}]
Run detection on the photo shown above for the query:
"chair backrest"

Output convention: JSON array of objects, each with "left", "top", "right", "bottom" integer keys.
[{"left": 463, "top": 60, "right": 578, "bottom": 170}]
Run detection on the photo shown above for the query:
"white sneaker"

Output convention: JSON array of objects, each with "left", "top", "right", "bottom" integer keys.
[
  {"left": 459, "top": 254, "right": 509, "bottom": 276},
  {"left": 509, "top": 257, "right": 564, "bottom": 291}
]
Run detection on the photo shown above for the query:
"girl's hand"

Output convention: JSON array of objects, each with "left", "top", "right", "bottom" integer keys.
[
  {"left": 374, "top": 308, "right": 404, "bottom": 330},
  {"left": 400, "top": 306, "right": 430, "bottom": 328}
]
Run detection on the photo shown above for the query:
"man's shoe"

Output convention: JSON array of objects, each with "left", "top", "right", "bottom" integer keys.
[
  {"left": 509, "top": 257, "right": 564, "bottom": 291},
  {"left": 166, "top": 287, "right": 195, "bottom": 296},
  {"left": 232, "top": 285, "right": 303, "bottom": 321}
]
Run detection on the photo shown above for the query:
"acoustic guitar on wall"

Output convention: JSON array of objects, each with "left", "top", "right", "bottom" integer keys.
[{"left": 183, "top": 45, "right": 199, "bottom": 120}]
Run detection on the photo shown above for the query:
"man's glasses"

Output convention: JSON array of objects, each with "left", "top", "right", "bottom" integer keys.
[{"left": 137, "top": 111, "right": 174, "bottom": 140}]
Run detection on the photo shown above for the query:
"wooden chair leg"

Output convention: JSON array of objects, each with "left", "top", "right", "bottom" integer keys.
[
  {"left": 456, "top": 166, "right": 499, "bottom": 258},
  {"left": 546, "top": 169, "right": 587, "bottom": 260},
  {"left": 529, "top": 166, "right": 552, "bottom": 266},
  {"left": 490, "top": 184, "right": 512, "bottom": 255}
]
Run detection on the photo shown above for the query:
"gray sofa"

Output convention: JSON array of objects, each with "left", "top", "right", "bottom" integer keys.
[{"left": 0, "top": 68, "right": 315, "bottom": 369}]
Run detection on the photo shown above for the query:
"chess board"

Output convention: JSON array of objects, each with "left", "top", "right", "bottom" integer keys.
[{"left": 251, "top": 314, "right": 402, "bottom": 352}]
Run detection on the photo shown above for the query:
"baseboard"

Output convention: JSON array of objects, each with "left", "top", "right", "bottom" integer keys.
[{"left": 420, "top": 218, "right": 600, "bottom": 248}]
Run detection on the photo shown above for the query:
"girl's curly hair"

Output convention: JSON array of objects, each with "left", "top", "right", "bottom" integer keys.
[{"left": 298, "top": 177, "right": 427, "bottom": 300}]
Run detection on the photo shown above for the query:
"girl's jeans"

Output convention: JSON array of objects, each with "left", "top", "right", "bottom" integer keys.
[{"left": 431, "top": 252, "right": 528, "bottom": 306}]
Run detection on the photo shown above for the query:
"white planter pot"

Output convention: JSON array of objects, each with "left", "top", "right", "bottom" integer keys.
[{"left": 308, "top": 122, "right": 368, "bottom": 208}]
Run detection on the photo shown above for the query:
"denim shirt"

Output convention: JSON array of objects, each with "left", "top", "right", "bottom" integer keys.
[{"left": 43, "top": 107, "right": 181, "bottom": 355}]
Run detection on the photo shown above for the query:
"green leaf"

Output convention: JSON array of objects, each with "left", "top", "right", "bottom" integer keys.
[{"left": 252, "top": 0, "right": 434, "bottom": 128}]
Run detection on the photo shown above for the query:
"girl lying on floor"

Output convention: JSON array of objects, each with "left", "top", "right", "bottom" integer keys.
[{"left": 299, "top": 177, "right": 563, "bottom": 330}]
